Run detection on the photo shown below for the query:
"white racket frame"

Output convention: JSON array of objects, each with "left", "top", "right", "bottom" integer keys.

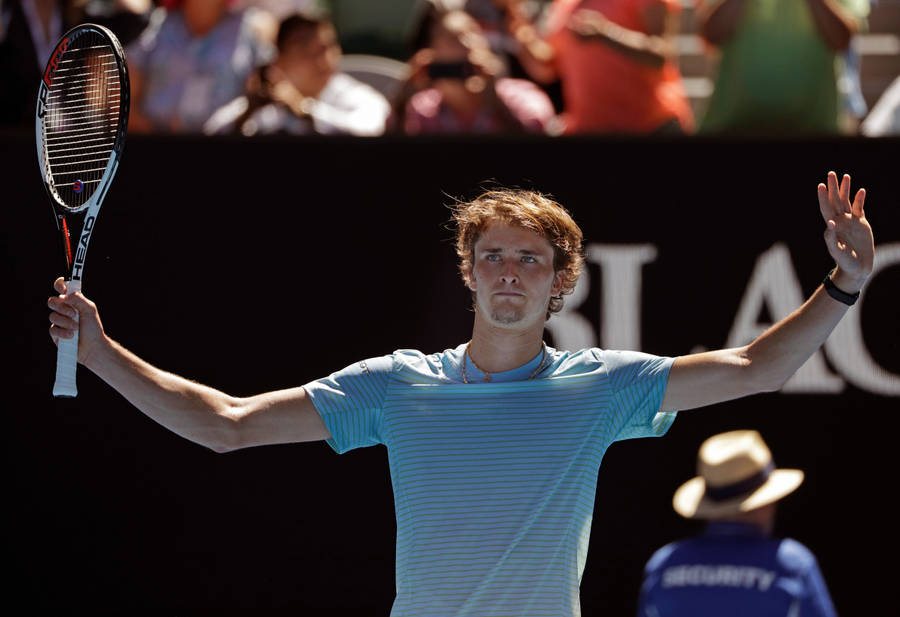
[{"left": 36, "top": 24, "right": 127, "bottom": 398}]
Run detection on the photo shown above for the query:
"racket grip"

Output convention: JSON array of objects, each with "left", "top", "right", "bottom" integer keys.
[{"left": 53, "top": 279, "right": 81, "bottom": 398}]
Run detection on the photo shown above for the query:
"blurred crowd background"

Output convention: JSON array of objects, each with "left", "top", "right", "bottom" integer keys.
[{"left": 2, "top": 0, "right": 899, "bottom": 137}]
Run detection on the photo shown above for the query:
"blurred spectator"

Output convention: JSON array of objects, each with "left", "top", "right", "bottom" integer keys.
[
  {"left": 502, "top": 0, "right": 695, "bottom": 135},
  {"left": 408, "top": 0, "right": 565, "bottom": 112},
  {"left": 838, "top": 0, "right": 876, "bottom": 134},
  {"left": 838, "top": 34, "right": 868, "bottom": 133},
  {"left": 637, "top": 430, "right": 836, "bottom": 617},
  {"left": 861, "top": 74, "right": 900, "bottom": 135},
  {"left": 390, "top": 8, "right": 556, "bottom": 134},
  {"left": 0, "top": 0, "right": 151, "bottom": 129},
  {"left": 85, "top": 0, "right": 153, "bottom": 44},
  {"left": 203, "top": 10, "right": 390, "bottom": 136},
  {"left": 241, "top": 0, "right": 322, "bottom": 22},
  {"left": 696, "top": 0, "right": 870, "bottom": 135},
  {"left": 126, "top": 0, "right": 276, "bottom": 133}
]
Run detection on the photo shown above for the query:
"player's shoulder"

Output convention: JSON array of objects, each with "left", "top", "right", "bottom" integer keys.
[
  {"left": 390, "top": 346, "right": 465, "bottom": 383},
  {"left": 547, "top": 347, "right": 654, "bottom": 374}
]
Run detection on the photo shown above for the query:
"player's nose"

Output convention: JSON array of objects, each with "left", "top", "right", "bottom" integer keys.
[{"left": 499, "top": 264, "right": 519, "bottom": 284}]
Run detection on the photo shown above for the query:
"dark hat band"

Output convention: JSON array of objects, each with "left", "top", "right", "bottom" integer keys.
[{"left": 705, "top": 461, "right": 775, "bottom": 502}]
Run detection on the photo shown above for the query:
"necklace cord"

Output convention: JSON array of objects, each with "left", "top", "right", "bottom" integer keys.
[{"left": 462, "top": 343, "right": 546, "bottom": 384}]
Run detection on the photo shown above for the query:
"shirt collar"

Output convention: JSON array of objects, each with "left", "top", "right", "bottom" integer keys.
[
  {"left": 451, "top": 343, "right": 548, "bottom": 383},
  {"left": 703, "top": 521, "right": 768, "bottom": 538}
]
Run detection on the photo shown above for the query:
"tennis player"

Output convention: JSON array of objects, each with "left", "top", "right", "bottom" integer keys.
[{"left": 47, "top": 171, "right": 873, "bottom": 616}]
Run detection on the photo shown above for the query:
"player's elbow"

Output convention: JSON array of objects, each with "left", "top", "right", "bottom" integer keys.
[
  {"left": 756, "top": 371, "right": 791, "bottom": 394},
  {"left": 201, "top": 400, "right": 247, "bottom": 453},
  {"left": 206, "top": 441, "right": 236, "bottom": 454},
  {"left": 743, "top": 348, "right": 792, "bottom": 394}
]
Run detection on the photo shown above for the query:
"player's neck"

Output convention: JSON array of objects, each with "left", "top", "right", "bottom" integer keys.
[{"left": 468, "top": 314, "right": 546, "bottom": 374}]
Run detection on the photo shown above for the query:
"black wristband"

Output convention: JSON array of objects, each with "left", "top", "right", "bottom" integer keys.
[{"left": 823, "top": 269, "right": 860, "bottom": 306}]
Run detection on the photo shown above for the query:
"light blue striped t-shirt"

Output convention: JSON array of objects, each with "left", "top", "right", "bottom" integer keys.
[{"left": 303, "top": 343, "right": 676, "bottom": 617}]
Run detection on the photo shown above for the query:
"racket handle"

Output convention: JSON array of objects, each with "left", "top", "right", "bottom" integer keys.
[{"left": 53, "top": 279, "right": 81, "bottom": 398}]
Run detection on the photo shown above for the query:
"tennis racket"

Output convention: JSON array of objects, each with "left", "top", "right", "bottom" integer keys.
[{"left": 37, "top": 23, "right": 130, "bottom": 397}]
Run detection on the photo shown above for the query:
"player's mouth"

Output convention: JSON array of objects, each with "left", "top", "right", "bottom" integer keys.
[{"left": 492, "top": 291, "right": 525, "bottom": 298}]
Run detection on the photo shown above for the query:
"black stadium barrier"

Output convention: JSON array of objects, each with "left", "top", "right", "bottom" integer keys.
[{"left": 5, "top": 130, "right": 899, "bottom": 615}]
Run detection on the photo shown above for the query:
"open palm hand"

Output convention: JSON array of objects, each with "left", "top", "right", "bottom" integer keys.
[{"left": 818, "top": 171, "right": 874, "bottom": 291}]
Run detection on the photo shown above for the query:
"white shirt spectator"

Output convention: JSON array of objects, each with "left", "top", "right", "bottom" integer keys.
[{"left": 204, "top": 72, "right": 390, "bottom": 136}]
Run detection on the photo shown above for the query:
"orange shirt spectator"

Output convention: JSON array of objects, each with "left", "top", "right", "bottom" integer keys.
[{"left": 544, "top": 0, "right": 694, "bottom": 134}]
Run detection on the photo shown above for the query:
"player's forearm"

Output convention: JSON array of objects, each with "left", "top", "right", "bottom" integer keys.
[
  {"left": 84, "top": 335, "right": 242, "bottom": 452},
  {"left": 744, "top": 267, "right": 865, "bottom": 390}
]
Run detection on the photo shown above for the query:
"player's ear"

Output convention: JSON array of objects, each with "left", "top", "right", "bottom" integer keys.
[{"left": 465, "top": 267, "right": 477, "bottom": 291}]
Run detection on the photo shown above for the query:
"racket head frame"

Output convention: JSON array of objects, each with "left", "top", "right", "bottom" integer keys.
[{"left": 35, "top": 22, "right": 130, "bottom": 280}]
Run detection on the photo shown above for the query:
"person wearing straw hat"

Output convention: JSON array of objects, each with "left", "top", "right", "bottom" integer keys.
[{"left": 636, "top": 430, "right": 836, "bottom": 617}]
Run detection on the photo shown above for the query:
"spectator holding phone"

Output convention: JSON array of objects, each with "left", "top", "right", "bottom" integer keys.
[
  {"left": 390, "top": 8, "right": 556, "bottom": 134},
  {"left": 203, "top": 10, "right": 390, "bottom": 136}
]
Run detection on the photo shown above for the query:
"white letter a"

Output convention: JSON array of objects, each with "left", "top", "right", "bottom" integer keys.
[{"left": 725, "top": 243, "right": 843, "bottom": 393}]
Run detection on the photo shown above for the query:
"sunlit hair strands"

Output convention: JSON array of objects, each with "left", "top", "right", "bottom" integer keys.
[{"left": 450, "top": 188, "right": 585, "bottom": 318}]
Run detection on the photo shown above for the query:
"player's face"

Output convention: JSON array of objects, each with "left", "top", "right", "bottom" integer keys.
[{"left": 469, "top": 223, "right": 562, "bottom": 328}]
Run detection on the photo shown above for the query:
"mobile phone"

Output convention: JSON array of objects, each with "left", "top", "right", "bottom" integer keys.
[{"left": 427, "top": 61, "right": 475, "bottom": 80}]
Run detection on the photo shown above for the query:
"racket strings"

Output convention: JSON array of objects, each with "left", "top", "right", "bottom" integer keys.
[{"left": 43, "top": 31, "right": 122, "bottom": 209}]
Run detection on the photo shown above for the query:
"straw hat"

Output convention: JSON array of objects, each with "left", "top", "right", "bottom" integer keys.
[{"left": 673, "top": 430, "right": 804, "bottom": 519}]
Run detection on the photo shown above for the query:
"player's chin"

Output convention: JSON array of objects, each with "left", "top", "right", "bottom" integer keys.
[
  {"left": 490, "top": 314, "right": 524, "bottom": 326},
  {"left": 488, "top": 305, "right": 529, "bottom": 325}
]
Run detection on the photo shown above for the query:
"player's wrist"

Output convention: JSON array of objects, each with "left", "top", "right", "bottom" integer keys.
[
  {"left": 81, "top": 332, "right": 114, "bottom": 372},
  {"left": 829, "top": 267, "right": 866, "bottom": 296}
]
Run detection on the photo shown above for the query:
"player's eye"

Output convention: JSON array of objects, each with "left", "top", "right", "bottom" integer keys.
[
  {"left": 486, "top": 254, "right": 501, "bottom": 262},
  {"left": 521, "top": 255, "right": 537, "bottom": 263}
]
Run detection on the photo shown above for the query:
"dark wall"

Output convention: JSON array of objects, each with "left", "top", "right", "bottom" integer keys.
[{"left": 5, "top": 131, "right": 899, "bottom": 616}]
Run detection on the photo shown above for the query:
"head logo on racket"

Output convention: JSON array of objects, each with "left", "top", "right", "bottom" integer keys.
[{"left": 36, "top": 23, "right": 130, "bottom": 398}]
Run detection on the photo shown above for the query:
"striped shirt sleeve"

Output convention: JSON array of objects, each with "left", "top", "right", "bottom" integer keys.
[
  {"left": 604, "top": 350, "right": 677, "bottom": 440},
  {"left": 302, "top": 355, "right": 393, "bottom": 454}
]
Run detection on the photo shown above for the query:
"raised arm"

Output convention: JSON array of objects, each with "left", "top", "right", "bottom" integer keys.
[
  {"left": 567, "top": 1, "right": 678, "bottom": 69},
  {"left": 47, "top": 278, "right": 330, "bottom": 452},
  {"left": 661, "top": 171, "right": 874, "bottom": 412},
  {"left": 697, "top": 0, "right": 750, "bottom": 46},
  {"left": 804, "top": 0, "right": 859, "bottom": 50}
]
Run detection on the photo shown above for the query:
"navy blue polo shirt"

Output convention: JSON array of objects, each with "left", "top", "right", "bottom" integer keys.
[{"left": 637, "top": 521, "right": 836, "bottom": 617}]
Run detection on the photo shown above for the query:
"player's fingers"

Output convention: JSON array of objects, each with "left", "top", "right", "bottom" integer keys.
[
  {"left": 48, "top": 295, "right": 78, "bottom": 320},
  {"left": 823, "top": 172, "right": 840, "bottom": 217},
  {"left": 64, "top": 292, "right": 98, "bottom": 318},
  {"left": 53, "top": 277, "right": 67, "bottom": 294},
  {"left": 49, "top": 323, "right": 74, "bottom": 342},
  {"left": 826, "top": 171, "right": 843, "bottom": 213},
  {"left": 839, "top": 173, "right": 852, "bottom": 210},
  {"left": 823, "top": 220, "right": 841, "bottom": 258},
  {"left": 49, "top": 309, "right": 78, "bottom": 331},
  {"left": 851, "top": 188, "right": 866, "bottom": 217},
  {"left": 816, "top": 183, "right": 834, "bottom": 220}
]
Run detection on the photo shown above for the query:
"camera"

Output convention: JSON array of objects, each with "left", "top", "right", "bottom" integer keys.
[{"left": 427, "top": 61, "right": 476, "bottom": 80}]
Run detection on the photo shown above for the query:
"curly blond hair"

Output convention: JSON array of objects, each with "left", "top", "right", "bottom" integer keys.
[{"left": 451, "top": 188, "right": 584, "bottom": 318}]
